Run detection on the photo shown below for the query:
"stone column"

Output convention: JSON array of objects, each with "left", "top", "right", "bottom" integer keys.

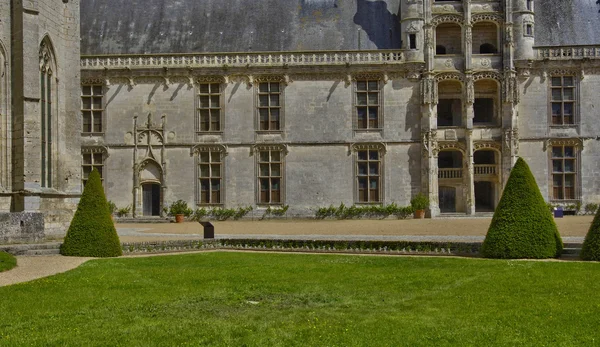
[
  {"left": 421, "top": 74, "right": 440, "bottom": 217},
  {"left": 464, "top": 73, "right": 475, "bottom": 129},
  {"left": 465, "top": 130, "right": 476, "bottom": 215}
]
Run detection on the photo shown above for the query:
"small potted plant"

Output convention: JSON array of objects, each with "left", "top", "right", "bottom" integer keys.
[
  {"left": 168, "top": 200, "right": 192, "bottom": 223},
  {"left": 107, "top": 201, "right": 117, "bottom": 222},
  {"left": 410, "top": 193, "right": 429, "bottom": 219}
]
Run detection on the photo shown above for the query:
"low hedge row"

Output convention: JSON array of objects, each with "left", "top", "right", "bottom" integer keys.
[{"left": 122, "top": 239, "right": 481, "bottom": 255}]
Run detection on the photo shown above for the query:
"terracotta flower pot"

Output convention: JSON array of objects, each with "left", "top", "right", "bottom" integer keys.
[
  {"left": 413, "top": 209, "right": 425, "bottom": 219},
  {"left": 175, "top": 214, "right": 185, "bottom": 223}
]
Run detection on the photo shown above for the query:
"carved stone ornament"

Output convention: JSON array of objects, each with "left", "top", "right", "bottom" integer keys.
[
  {"left": 421, "top": 130, "right": 438, "bottom": 158},
  {"left": 465, "top": 25, "right": 473, "bottom": 46},
  {"left": 81, "top": 146, "right": 109, "bottom": 155},
  {"left": 473, "top": 141, "right": 502, "bottom": 152},
  {"left": 471, "top": 13, "right": 504, "bottom": 25},
  {"left": 431, "top": 14, "right": 463, "bottom": 27},
  {"left": 435, "top": 72, "right": 464, "bottom": 83},
  {"left": 406, "top": 23, "right": 420, "bottom": 33},
  {"left": 81, "top": 77, "right": 105, "bottom": 85},
  {"left": 436, "top": 141, "right": 466, "bottom": 156},
  {"left": 195, "top": 75, "right": 226, "bottom": 84},
  {"left": 543, "top": 138, "right": 584, "bottom": 151},
  {"left": 190, "top": 144, "right": 228, "bottom": 157},
  {"left": 421, "top": 75, "right": 438, "bottom": 105},
  {"left": 352, "top": 72, "right": 384, "bottom": 81},
  {"left": 465, "top": 74, "right": 475, "bottom": 105},
  {"left": 503, "top": 128, "right": 519, "bottom": 155},
  {"left": 351, "top": 142, "right": 387, "bottom": 154},
  {"left": 473, "top": 71, "right": 503, "bottom": 82},
  {"left": 252, "top": 143, "right": 289, "bottom": 156}
]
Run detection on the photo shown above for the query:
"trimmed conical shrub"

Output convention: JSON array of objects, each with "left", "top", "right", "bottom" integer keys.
[
  {"left": 61, "top": 168, "right": 122, "bottom": 257},
  {"left": 482, "top": 157, "right": 563, "bottom": 259},
  {"left": 581, "top": 208, "right": 600, "bottom": 260}
]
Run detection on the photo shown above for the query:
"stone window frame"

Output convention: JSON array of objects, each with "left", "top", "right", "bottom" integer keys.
[
  {"left": 40, "top": 37, "right": 57, "bottom": 189},
  {"left": 254, "top": 144, "right": 287, "bottom": 206},
  {"left": 353, "top": 74, "right": 384, "bottom": 132},
  {"left": 81, "top": 84, "right": 104, "bottom": 134},
  {"left": 196, "top": 77, "right": 225, "bottom": 134},
  {"left": 523, "top": 21, "right": 534, "bottom": 37},
  {"left": 192, "top": 144, "right": 227, "bottom": 206},
  {"left": 352, "top": 143, "right": 386, "bottom": 204},
  {"left": 82, "top": 146, "right": 109, "bottom": 188},
  {"left": 546, "top": 139, "right": 582, "bottom": 202},
  {"left": 435, "top": 73, "right": 465, "bottom": 128},
  {"left": 548, "top": 73, "right": 578, "bottom": 127},
  {"left": 255, "top": 76, "right": 285, "bottom": 133}
]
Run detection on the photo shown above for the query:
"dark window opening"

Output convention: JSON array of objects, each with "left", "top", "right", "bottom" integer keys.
[
  {"left": 438, "top": 151, "right": 463, "bottom": 169},
  {"left": 436, "top": 45, "right": 447, "bottom": 55},
  {"left": 479, "top": 43, "right": 497, "bottom": 54},
  {"left": 474, "top": 150, "right": 495, "bottom": 165},
  {"left": 473, "top": 98, "right": 494, "bottom": 124},
  {"left": 409, "top": 34, "right": 417, "bottom": 49},
  {"left": 525, "top": 24, "right": 533, "bottom": 36},
  {"left": 437, "top": 99, "right": 462, "bottom": 127}
]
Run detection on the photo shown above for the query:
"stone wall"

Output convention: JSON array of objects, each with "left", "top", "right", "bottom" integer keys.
[{"left": 0, "top": 212, "right": 44, "bottom": 244}]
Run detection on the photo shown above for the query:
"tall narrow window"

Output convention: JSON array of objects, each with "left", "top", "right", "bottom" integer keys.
[
  {"left": 82, "top": 152, "right": 104, "bottom": 187},
  {"left": 551, "top": 145, "right": 577, "bottom": 200},
  {"left": 355, "top": 79, "right": 381, "bottom": 129},
  {"left": 257, "top": 148, "right": 283, "bottom": 204},
  {"left": 198, "top": 83, "right": 222, "bottom": 132},
  {"left": 355, "top": 146, "right": 384, "bottom": 203},
  {"left": 82, "top": 85, "right": 103, "bottom": 133},
  {"left": 40, "top": 39, "right": 54, "bottom": 188},
  {"left": 409, "top": 34, "right": 417, "bottom": 49},
  {"left": 198, "top": 150, "right": 222, "bottom": 204},
  {"left": 257, "top": 82, "right": 281, "bottom": 131},
  {"left": 551, "top": 76, "right": 576, "bottom": 125}
]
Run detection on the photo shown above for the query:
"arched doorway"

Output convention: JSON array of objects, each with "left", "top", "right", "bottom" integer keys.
[
  {"left": 138, "top": 159, "right": 163, "bottom": 217},
  {"left": 142, "top": 183, "right": 161, "bottom": 216}
]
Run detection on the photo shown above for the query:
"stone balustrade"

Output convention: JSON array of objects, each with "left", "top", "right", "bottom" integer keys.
[
  {"left": 81, "top": 50, "right": 406, "bottom": 69},
  {"left": 439, "top": 168, "right": 463, "bottom": 179},
  {"left": 536, "top": 46, "right": 600, "bottom": 60},
  {"left": 474, "top": 164, "right": 497, "bottom": 176}
]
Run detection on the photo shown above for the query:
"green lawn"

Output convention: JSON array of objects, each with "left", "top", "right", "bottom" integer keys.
[
  {"left": 0, "top": 251, "right": 16, "bottom": 273},
  {"left": 1, "top": 252, "right": 600, "bottom": 346}
]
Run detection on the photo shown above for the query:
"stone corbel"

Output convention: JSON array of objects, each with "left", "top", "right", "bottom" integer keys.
[
  {"left": 382, "top": 72, "right": 389, "bottom": 85},
  {"left": 247, "top": 74, "right": 254, "bottom": 86},
  {"left": 345, "top": 74, "right": 352, "bottom": 87}
]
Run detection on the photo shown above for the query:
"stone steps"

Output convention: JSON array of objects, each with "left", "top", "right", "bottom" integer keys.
[{"left": 0, "top": 242, "right": 62, "bottom": 256}]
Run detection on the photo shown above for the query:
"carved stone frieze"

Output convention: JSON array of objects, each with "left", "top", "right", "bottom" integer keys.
[
  {"left": 431, "top": 14, "right": 463, "bottom": 27},
  {"left": 473, "top": 71, "right": 503, "bottom": 82},
  {"left": 252, "top": 143, "right": 289, "bottom": 155},
  {"left": 351, "top": 142, "right": 387, "bottom": 154},
  {"left": 81, "top": 77, "right": 105, "bottom": 85},
  {"left": 435, "top": 72, "right": 464, "bottom": 83},
  {"left": 471, "top": 13, "right": 503, "bottom": 24},
  {"left": 473, "top": 141, "right": 502, "bottom": 152},
  {"left": 190, "top": 144, "right": 228, "bottom": 157},
  {"left": 544, "top": 138, "right": 584, "bottom": 151}
]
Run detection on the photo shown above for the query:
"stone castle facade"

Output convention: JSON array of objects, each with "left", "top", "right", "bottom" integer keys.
[
  {"left": 3, "top": 0, "right": 600, "bottom": 235},
  {"left": 1, "top": 0, "right": 81, "bottom": 239}
]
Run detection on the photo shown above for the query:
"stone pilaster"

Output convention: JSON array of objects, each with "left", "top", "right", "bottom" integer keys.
[{"left": 465, "top": 130, "right": 476, "bottom": 215}]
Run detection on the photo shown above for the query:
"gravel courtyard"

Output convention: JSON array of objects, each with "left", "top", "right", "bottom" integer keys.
[{"left": 116, "top": 215, "right": 593, "bottom": 243}]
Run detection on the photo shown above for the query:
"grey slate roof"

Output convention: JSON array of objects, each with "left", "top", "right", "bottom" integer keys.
[
  {"left": 80, "top": 0, "right": 402, "bottom": 55},
  {"left": 80, "top": 0, "right": 600, "bottom": 55},
  {"left": 534, "top": 0, "right": 600, "bottom": 46}
]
